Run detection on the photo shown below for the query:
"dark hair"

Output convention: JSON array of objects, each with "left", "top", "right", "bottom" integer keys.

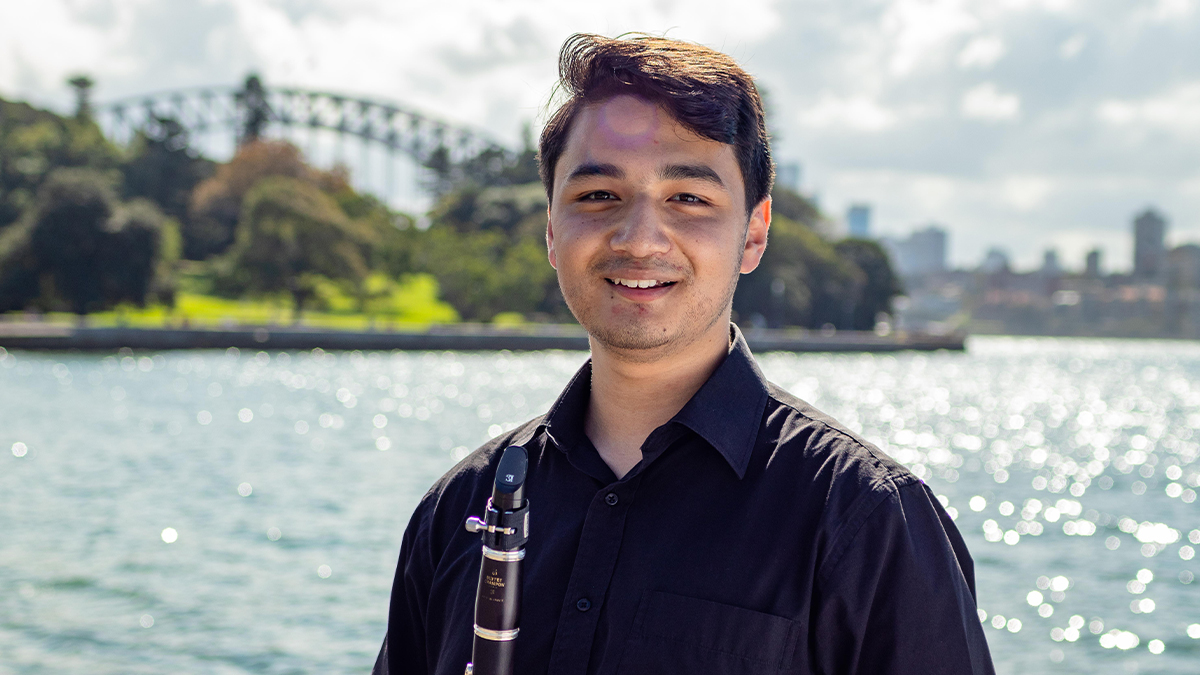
[{"left": 538, "top": 33, "right": 773, "bottom": 213}]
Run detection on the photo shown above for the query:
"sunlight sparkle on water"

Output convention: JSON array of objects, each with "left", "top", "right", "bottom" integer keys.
[{"left": 4, "top": 338, "right": 1200, "bottom": 673}]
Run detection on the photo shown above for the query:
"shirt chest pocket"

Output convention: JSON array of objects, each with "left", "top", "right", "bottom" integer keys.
[{"left": 615, "top": 591, "right": 802, "bottom": 675}]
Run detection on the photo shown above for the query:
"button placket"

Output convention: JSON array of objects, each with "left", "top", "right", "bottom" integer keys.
[{"left": 546, "top": 477, "right": 641, "bottom": 674}]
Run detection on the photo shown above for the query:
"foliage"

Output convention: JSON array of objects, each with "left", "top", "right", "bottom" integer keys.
[
  {"left": 734, "top": 215, "right": 863, "bottom": 328},
  {"left": 0, "top": 96, "right": 121, "bottom": 230},
  {"left": 216, "top": 176, "right": 370, "bottom": 318},
  {"left": 27, "top": 168, "right": 117, "bottom": 314},
  {"left": 770, "top": 186, "right": 822, "bottom": 228},
  {"left": 732, "top": 189, "right": 901, "bottom": 330},
  {"left": 0, "top": 168, "right": 172, "bottom": 315},
  {"left": 0, "top": 219, "right": 39, "bottom": 311},
  {"left": 187, "top": 140, "right": 340, "bottom": 260},
  {"left": 834, "top": 238, "right": 904, "bottom": 330},
  {"left": 414, "top": 226, "right": 557, "bottom": 322},
  {"left": 418, "top": 181, "right": 565, "bottom": 322},
  {"left": 122, "top": 120, "right": 215, "bottom": 226}
]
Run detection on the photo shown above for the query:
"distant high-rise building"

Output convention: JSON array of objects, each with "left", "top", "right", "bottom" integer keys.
[
  {"left": 1041, "top": 249, "right": 1062, "bottom": 277},
  {"left": 1085, "top": 249, "right": 1102, "bottom": 277},
  {"left": 882, "top": 225, "right": 948, "bottom": 277},
  {"left": 1134, "top": 209, "right": 1167, "bottom": 279},
  {"left": 846, "top": 204, "right": 871, "bottom": 238},
  {"left": 775, "top": 162, "right": 802, "bottom": 193}
]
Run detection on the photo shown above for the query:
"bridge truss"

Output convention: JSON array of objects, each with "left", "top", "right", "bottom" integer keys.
[{"left": 93, "top": 76, "right": 514, "bottom": 205}]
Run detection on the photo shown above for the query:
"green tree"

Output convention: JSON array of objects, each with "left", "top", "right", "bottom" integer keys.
[
  {"left": 122, "top": 119, "right": 214, "bottom": 225},
  {"left": 28, "top": 168, "right": 117, "bottom": 314},
  {"left": 0, "top": 220, "right": 39, "bottom": 312},
  {"left": 0, "top": 168, "right": 173, "bottom": 315},
  {"left": 416, "top": 226, "right": 556, "bottom": 322},
  {"left": 418, "top": 181, "right": 564, "bottom": 321},
  {"left": 100, "top": 199, "right": 177, "bottom": 308},
  {"left": 187, "top": 140, "right": 315, "bottom": 259},
  {"left": 0, "top": 96, "right": 121, "bottom": 230},
  {"left": 834, "top": 238, "right": 903, "bottom": 330},
  {"left": 219, "top": 176, "right": 370, "bottom": 319},
  {"left": 734, "top": 215, "right": 863, "bottom": 328}
]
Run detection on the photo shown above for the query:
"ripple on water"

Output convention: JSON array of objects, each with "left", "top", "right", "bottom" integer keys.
[{"left": 2, "top": 338, "right": 1199, "bottom": 673}]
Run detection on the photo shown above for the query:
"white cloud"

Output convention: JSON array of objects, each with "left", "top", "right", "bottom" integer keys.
[
  {"left": 881, "top": 0, "right": 979, "bottom": 75},
  {"left": 1059, "top": 33, "right": 1087, "bottom": 60},
  {"left": 1097, "top": 82, "right": 1200, "bottom": 136},
  {"left": 796, "top": 93, "right": 901, "bottom": 132},
  {"left": 961, "top": 82, "right": 1021, "bottom": 121},
  {"left": 1140, "top": 0, "right": 1195, "bottom": 22},
  {"left": 957, "top": 35, "right": 1006, "bottom": 69},
  {"left": 1002, "top": 176, "right": 1054, "bottom": 211}
]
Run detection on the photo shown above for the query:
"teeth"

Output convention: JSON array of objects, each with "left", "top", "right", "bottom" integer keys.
[{"left": 612, "top": 278, "right": 662, "bottom": 288}]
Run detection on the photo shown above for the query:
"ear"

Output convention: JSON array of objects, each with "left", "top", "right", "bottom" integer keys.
[
  {"left": 546, "top": 205, "right": 557, "bottom": 270},
  {"left": 739, "top": 196, "right": 771, "bottom": 274}
]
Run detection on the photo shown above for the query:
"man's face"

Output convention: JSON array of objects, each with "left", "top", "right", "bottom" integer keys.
[{"left": 547, "top": 95, "right": 769, "bottom": 358}]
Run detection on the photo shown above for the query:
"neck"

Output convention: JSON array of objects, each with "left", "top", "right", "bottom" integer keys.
[{"left": 585, "top": 319, "right": 732, "bottom": 479}]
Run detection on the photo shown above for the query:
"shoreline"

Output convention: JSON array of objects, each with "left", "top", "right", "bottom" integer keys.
[{"left": 0, "top": 323, "right": 966, "bottom": 353}]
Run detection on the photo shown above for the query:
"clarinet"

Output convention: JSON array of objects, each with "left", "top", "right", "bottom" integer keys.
[{"left": 463, "top": 445, "right": 530, "bottom": 675}]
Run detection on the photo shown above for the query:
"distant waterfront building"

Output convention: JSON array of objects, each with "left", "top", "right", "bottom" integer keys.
[
  {"left": 1169, "top": 244, "right": 1200, "bottom": 289},
  {"left": 882, "top": 225, "right": 948, "bottom": 277},
  {"left": 775, "top": 162, "right": 802, "bottom": 193},
  {"left": 1040, "top": 249, "right": 1062, "bottom": 277},
  {"left": 846, "top": 204, "right": 871, "bottom": 238},
  {"left": 980, "top": 247, "right": 1010, "bottom": 274},
  {"left": 1085, "top": 249, "right": 1102, "bottom": 277},
  {"left": 1134, "top": 209, "right": 1167, "bottom": 279}
]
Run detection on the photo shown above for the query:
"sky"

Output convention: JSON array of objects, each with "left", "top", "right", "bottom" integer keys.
[{"left": 2, "top": 0, "right": 1198, "bottom": 271}]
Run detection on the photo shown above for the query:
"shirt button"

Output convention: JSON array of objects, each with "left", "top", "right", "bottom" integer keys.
[
  {"left": 604, "top": 493, "right": 619, "bottom": 506},
  {"left": 576, "top": 598, "right": 592, "bottom": 612}
]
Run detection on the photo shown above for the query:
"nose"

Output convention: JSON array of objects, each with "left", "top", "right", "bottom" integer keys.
[{"left": 609, "top": 199, "right": 671, "bottom": 258}]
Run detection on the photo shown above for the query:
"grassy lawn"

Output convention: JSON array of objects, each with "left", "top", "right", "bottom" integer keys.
[{"left": 8, "top": 274, "right": 462, "bottom": 330}]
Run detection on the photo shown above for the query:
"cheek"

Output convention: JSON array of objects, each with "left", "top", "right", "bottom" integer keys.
[{"left": 680, "top": 227, "right": 743, "bottom": 274}]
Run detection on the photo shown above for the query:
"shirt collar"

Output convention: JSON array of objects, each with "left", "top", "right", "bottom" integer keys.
[
  {"left": 531, "top": 324, "right": 769, "bottom": 480},
  {"left": 670, "top": 324, "right": 769, "bottom": 479}
]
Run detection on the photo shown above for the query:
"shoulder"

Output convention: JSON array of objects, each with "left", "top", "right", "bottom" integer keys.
[
  {"left": 758, "top": 382, "right": 928, "bottom": 563},
  {"left": 762, "top": 381, "right": 917, "bottom": 492},
  {"left": 407, "top": 416, "right": 545, "bottom": 556}
]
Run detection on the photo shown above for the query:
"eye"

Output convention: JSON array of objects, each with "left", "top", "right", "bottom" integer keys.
[
  {"left": 580, "top": 190, "right": 617, "bottom": 201},
  {"left": 671, "top": 193, "right": 708, "bottom": 205}
]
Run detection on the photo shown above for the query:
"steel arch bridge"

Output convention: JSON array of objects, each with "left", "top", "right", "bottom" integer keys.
[{"left": 92, "top": 75, "right": 514, "bottom": 199}]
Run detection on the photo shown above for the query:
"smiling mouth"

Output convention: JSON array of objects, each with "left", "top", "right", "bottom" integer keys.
[{"left": 607, "top": 278, "right": 677, "bottom": 289}]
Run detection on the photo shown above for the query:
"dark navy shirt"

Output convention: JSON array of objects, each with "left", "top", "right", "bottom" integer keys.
[{"left": 373, "top": 326, "right": 994, "bottom": 674}]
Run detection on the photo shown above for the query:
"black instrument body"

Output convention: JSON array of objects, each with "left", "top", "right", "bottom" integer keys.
[{"left": 464, "top": 446, "right": 530, "bottom": 675}]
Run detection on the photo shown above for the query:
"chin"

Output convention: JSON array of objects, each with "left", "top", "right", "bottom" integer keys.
[{"left": 587, "top": 322, "right": 676, "bottom": 352}]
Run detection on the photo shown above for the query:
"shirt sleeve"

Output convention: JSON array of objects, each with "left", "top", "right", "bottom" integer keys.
[
  {"left": 811, "top": 480, "right": 995, "bottom": 675},
  {"left": 373, "top": 498, "right": 436, "bottom": 675}
]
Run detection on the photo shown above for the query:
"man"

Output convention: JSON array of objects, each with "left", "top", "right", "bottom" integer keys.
[{"left": 374, "top": 33, "right": 994, "bottom": 675}]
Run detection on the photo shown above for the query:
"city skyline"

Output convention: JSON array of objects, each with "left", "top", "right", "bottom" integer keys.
[
  {"left": 879, "top": 205, "right": 1192, "bottom": 277},
  {"left": 2, "top": 0, "right": 1198, "bottom": 270}
]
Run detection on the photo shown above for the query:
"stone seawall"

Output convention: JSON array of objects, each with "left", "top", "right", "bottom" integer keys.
[{"left": 0, "top": 323, "right": 965, "bottom": 353}]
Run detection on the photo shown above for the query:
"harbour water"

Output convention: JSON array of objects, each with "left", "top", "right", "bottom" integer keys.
[{"left": 1, "top": 337, "right": 1198, "bottom": 674}]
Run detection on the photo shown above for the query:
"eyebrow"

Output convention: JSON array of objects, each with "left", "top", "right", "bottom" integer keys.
[
  {"left": 659, "top": 163, "right": 725, "bottom": 188},
  {"left": 564, "top": 162, "right": 727, "bottom": 191},
  {"left": 564, "top": 162, "right": 624, "bottom": 184}
]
